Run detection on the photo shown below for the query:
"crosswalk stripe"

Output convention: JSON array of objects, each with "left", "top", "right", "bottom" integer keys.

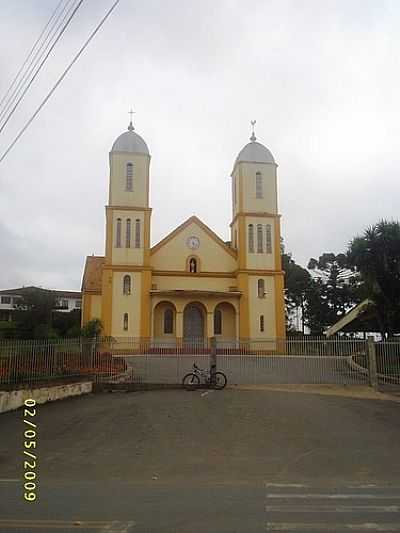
[
  {"left": 0, "top": 520, "right": 135, "bottom": 530},
  {"left": 266, "top": 505, "right": 400, "bottom": 512},
  {"left": 266, "top": 493, "right": 400, "bottom": 499},
  {"left": 266, "top": 522, "right": 400, "bottom": 531}
]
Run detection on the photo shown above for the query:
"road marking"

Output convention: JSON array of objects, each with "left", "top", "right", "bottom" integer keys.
[
  {"left": 200, "top": 390, "right": 215, "bottom": 397},
  {"left": 101, "top": 521, "right": 136, "bottom": 532},
  {"left": 266, "top": 493, "right": 400, "bottom": 499},
  {"left": 0, "top": 479, "right": 19, "bottom": 482},
  {"left": 0, "top": 520, "right": 135, "bottom": 530},
  {"left": 266, "top": 505, "right": 400, "bottom": 513},
  {"left": 266, "top": 523, "right": 400, "bottom": 531},
  {"left": 265, "top": 483, "right": 309, "bottom": 488}
]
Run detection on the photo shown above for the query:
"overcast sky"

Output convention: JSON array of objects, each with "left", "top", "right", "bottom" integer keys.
[{"left": 0, "top": 0, "right": 399, "bottom": 291}]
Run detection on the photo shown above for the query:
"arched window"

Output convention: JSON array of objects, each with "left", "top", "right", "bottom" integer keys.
[
  {"left": 234, "top": 229, "right": 238, "bottom": 249},
  {"left": 126, "top": 219, "right": 131, "bottom": 248},
  {"left": 214, "top": 308, "right": 222, "bottom": 335},
  {"left": 164, "top": 309, "right": 174, "bottom": 334},
  {"left": 266, "top": 224, "right": 272, "bottom": 254},
  {"left": 258, "top": 279, "right": 265, "bottom": 298},
  {"left": 248, "top": 224, "right": 254, "bottom": 253},
  {"left": 257, "top": 224, "right": 263, "bottom": 253},
  {"left": 260, "top": 315, "right": 264, "bottom": 332},
  {"left": 123, "top": 275, "right": 131, "bottom": 295},
  {"left": 135, "top": 219, "right": 141, "bottom": 248},
  {"left": 189, "top": 257, "right": 197, "bottom": 273},
  {"left": 116, "top": 218, "right": 122, "bottom": 248},
  {"left": 123, "top": 313, "right": 129, "bottom": 331},
  {"left": 126, "top": 163, "right": 133, "bottom": 191},
  {"left": 256, "top": 172, "right": 263, "bottom": 199}
]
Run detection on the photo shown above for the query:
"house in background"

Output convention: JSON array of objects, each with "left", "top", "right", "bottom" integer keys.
[{"left": 0, "top": 287, "right": 82, "bottom": 322}]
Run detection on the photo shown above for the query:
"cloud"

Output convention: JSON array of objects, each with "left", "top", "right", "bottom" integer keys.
[{"left": 0, "top": 0, "right": 400, "bottom": 290}]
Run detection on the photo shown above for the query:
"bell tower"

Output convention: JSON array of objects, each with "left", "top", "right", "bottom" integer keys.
[
  {"left": 231, "top": 122, "right": 285, "bottom": 339},
  {"left": 106, "top": 117, "right": 151, "bottom": 267},
  {"left": 101, "top": 116, "right": 152, "bottom": 338}
]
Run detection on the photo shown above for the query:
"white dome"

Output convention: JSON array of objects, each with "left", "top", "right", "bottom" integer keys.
[
  {"left": 235, "top": 140, "right": 275, "bottom": 165},
  {"left": 111, "top": 124, "right": 149, "bottom": 155}
]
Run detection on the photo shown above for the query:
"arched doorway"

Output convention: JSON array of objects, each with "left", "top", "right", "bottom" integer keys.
[
  {"left": 214, "top": 302, "right": 236, "bottom": 339},
  {"left": 153, "top": 301, "right": 176, "bottom": 338},
  {"left": 183, "top": 303, "right": 204, "bottom": 341}
]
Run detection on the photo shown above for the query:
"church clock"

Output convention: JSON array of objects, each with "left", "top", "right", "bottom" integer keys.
[{"left": 186, "top": 236, "right": 200, "bottom": 250}]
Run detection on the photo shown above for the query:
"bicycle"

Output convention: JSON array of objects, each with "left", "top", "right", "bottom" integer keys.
[{"left": 182, "top": 363, "right": 227, "bottom": 390}]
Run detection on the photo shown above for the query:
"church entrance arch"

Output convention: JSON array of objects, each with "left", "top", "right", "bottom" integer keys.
[{"left": 183, "top": 303, "right": 205, "bottom": 342}]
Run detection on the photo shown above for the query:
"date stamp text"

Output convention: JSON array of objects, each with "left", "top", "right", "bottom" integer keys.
[{"left": 23, "top": 399, "right": 37, "bottom": 502}]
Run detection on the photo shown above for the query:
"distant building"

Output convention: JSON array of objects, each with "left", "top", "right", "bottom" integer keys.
[
  {"left": 0, "top": 287, "right": 82, "bottom": 322},
  {"left": 325, "top": 299, "right": 383, "bottom": 340},
  {"left": 287, "top": 266, "right": 358, "bottom": 334}
]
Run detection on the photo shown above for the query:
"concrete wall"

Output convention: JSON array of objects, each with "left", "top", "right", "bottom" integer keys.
[{"left": 0, "top": 382, "right": 92, "bottom": 414}]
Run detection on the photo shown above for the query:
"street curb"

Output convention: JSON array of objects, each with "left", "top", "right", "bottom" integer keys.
[
  {"left": 229, "top": 383, "right": 400, "bottom": 402},
  {"left": 0, "top": 381, "right": 93, "bottom": 413},
  {"left": 92, "top": 382, "right": 184, "bottom": 392},
  {"left": 348, "top": 354, "right": 400, "bottom": 385}
]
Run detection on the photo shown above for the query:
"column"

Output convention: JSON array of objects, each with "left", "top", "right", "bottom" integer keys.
[{"left": 176, "top": 311, "right": 183, "bottom": 340}]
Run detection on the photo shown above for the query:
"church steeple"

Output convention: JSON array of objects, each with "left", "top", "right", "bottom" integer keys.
[
  {"left": 230, "top": 125, "right": 279, "bottom": 269},
  {"left": 105, "top": 121, "right": 152, "bottom": 268}
]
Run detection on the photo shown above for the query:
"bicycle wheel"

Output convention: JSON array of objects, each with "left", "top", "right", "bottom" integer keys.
[
  {"left": 214, "top": 371, "right": 227, "bottom": 390},
  {"left": 182, "top": 373, "right": 200, "bottom": 390}
]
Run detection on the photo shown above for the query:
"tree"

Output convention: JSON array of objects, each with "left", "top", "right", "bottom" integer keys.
[
  {"left": 13, "top": 287, "right": 57, "bottom": 339},
  {"left": 282, "top": 250, "right": 310, "bottom": 333},
  {"left": 52, "top": 309, "right": 81, "bottom": 337},
  {"left": 81, "top": 318, "right": 103, "bottom": 338},
  {"left": 303, "top": 278, "right": 330, "bottom": 335},
  {"left": 0, "top": 320, "right": 17, "bottom": 339},
  {"left": 348, "top": 220, "right": 400, "bottom": 337},
  {"left": 307, "top": 253, "right": 358, "bottom": 321}
]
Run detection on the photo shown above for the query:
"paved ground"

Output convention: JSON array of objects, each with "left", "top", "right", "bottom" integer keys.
[{"left": 1, "top": 388, "right": 400, "bottom": 532}]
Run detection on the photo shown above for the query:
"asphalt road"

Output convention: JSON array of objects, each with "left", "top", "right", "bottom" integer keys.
[{"left": 1, "top": 389, "right": 400, "bottom": 532}]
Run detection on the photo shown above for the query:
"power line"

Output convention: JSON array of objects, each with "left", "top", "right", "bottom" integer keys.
[
  {"left": 0, "top": 0, "right": 78, "bottom": 127},
  {"left": 0, "top": 0, "right": 67, "bottom": 114},
  {"left": 0, "top": 0, "right": 121, "bottom": 164},
  {"left": 0, "top": 0, "right": 74, "bottom": 123},
  {"left": 0, "top": 0, "right": 85, "bottom": 134}
]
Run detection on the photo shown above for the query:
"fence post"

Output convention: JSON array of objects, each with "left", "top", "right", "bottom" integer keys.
[
  {"left": 367, "top": 336, "right": 379, "bottom": 391},
  {"left": 210, "top": 336, "right": 217, "bottom": 387},
  {"left": 91, "top": 336, "right": 97, "bottom": 379}
]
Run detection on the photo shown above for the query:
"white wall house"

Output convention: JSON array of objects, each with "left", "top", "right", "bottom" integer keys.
[{"left": 0, "top": 287, "right": 82, "bottom": 322}]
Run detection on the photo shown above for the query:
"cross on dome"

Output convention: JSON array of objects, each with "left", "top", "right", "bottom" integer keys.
[
  {"left": 128, "top": 108, "right": 135, "bottom": 131},
  {"left": 250, "top": 119, "right": 257, "bottom": 142}
]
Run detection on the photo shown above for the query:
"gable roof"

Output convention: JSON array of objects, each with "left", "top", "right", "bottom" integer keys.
[
  {"left": 150, "top": 215, "right": 237, "bottom": 259},
  {"left": 325, "top": 299, "right": 377, "bottom": 337},
  {"left": 81, "top": 256, "right": 105, "bottom": 292},
  {"left": 0, "top": 286, "right": 81, "bottom": 298}
]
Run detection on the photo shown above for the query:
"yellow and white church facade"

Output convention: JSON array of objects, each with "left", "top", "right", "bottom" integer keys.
[{"left": 81, "top": 121, "right": 285, "bottom": 341}]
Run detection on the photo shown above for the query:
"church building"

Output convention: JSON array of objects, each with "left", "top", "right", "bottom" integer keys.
[{"left": 81, "top": 120, "right": 285, "bottom": 341}]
